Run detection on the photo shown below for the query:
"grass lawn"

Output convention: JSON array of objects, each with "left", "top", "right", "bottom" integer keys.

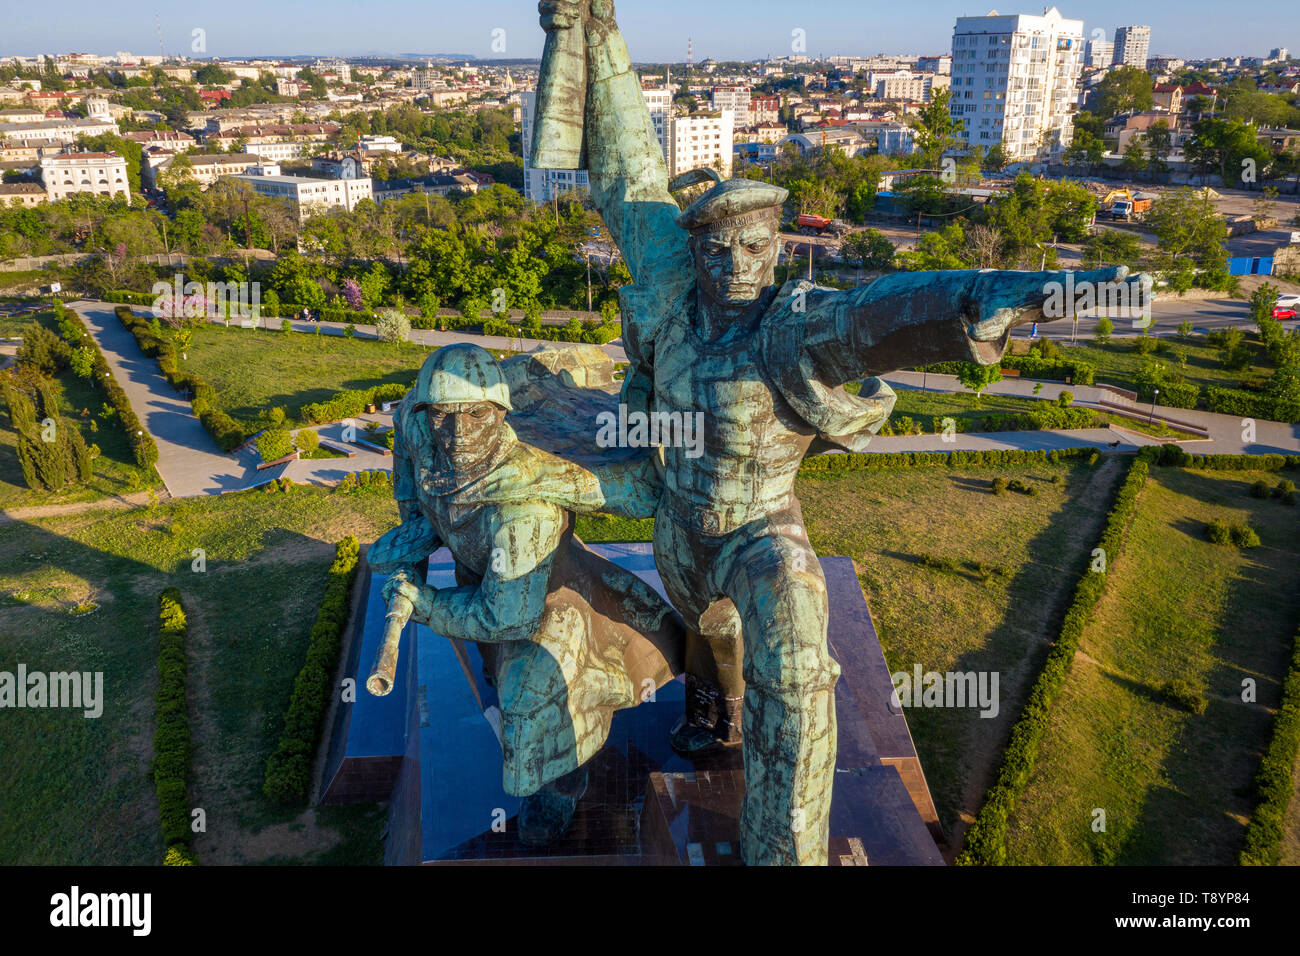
[
  {"left": 887, "top": 389, "right": 1041, "bottom": 432},
  {"left": 1004, "top": 466, "right": 1300, "bottom": 865},
  {"left": 1051, "top": 335, "right": 1274, "bottom": 398},
  {"left": 568, "top": 460, "right": 1129, "bottom": 847},
  {"left": 0, "top": 483, "right": 399, "bottom": 864},
  {"left": 0, "top": 311, "right": 160, "bottom": 510},
  {"left": 800, "top": 458, "right": 1124, "bottom": 843},
  {"left": 182, "top": 324, "right": 433, "bottom": 428}
]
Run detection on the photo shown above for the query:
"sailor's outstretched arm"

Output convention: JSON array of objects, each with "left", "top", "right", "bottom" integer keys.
[{"left": 794, "top": 267, "right": 1148, "bottom": 383}]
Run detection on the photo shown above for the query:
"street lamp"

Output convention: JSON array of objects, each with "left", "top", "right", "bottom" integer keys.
[{"left": 1148, "top": 388, "right": 1159, "bottom": 424}]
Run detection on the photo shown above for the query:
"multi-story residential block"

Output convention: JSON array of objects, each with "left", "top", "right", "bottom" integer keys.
[
  {"left": 711, "top": 87, "right": 751, "bottom": 126},
  {"left": 39, "top": 151, "right": 130, "bottom": 201},
  {"left": 870, "top": 71, "right": 951, "bottom": 102},
  {"left": 669, "top": 110, "right": 734, "bottom": 179},
  {"left": 949, "top": 6, "right": 1084, "bottom": 163},
  {"left": 231, "top": 173, "right": 373, "bottom": 221},
  {"left": 916, "top": 55, "right": 953, "bottom": 74},
  {"left": 1084, "top": 39, "right": 1113, "bottom": 69},
  {"left": 749, "top": 96, "right": 780, "bottom": 125},
  {"left": 1112, "top": 26, "right": 1151, "bottom": 69}
]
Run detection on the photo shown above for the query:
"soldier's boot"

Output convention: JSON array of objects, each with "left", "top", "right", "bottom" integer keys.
[
  {"left": 670, "top": 602, "right": 746, "bottom": 755},
  {"left": 518, "top": 764, "right": 589, "bottom": 846}
]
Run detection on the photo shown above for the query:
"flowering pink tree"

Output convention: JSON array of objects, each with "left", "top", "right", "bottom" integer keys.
[{"left": 341, "top": 277, "right": 364, "bottom": 311}]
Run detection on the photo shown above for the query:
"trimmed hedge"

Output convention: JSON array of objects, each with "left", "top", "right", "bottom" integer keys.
[
  {"left": 1240, "top": 623, "right": 1300, "bottom": 866},
  {"left": 799, "top": 446, "right": 1101, "bottom": 472},
  {"left": 57, "top": 307, "right": 158, "bottom": 469},
  {"left": 1137, "top": 380, "right": 1201, "bottom": 409},
  {"left": 923, "top": 356, "right": 1096, "bottom": 386},
  {"left": 1152, "top": 449, "right": 1300, "bottom": 472},
  {"left": 957, "top": 455, "right": 1150, "bottom": 865},
  {"left": 301, "top": 382, "right": 411, "bottom": 425},
  {"left": 155, "top": 588, "right": 197, "bottom": 864},
  {"left": 263, "top": 537, "right": 361, "bottom": 804},
  {"left": 1205, "top": 385, "right": 1300, "bottom": 424},
  {"left": 116, "top": 306, "right": 245, "bottom": 452},
  {"left": 105, "top": 289, "right": 159, "bottom": 306}
]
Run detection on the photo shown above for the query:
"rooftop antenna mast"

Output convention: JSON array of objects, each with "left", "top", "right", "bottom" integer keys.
[
  {"left": 156, "top": 13, "right": 163, "bottom": 60},
  {"left": 687, "top": 37, "right": 693, "bottom": 75}
]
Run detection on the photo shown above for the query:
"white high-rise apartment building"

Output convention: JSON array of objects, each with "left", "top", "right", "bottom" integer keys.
[
  {"left": 521, "top": 88, "right": 673, "bottom": 202},
  {"left": 949, "top": 6, "right": 1083, "bottom": 163},
  {"left": 1112, "top": 26, "right": 1151, "bottom": 69},
  {"left": 1084, "top": 39, "right": 1113, "bottom": 69},
  {"left": 711, "top": 87, "right": 751, "bottom": 127},
  {"left": 668, "top": 110, "right": 734, "bottom": 180}
]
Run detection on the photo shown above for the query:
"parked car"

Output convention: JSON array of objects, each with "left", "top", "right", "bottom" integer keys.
[{"left": 1275, "top": 292, "right": 1300, "bottom": 308}]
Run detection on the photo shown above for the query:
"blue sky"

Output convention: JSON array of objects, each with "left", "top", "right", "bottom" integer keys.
[{"left": 2, "top": 1, "right": 1296, "bottom": 62}]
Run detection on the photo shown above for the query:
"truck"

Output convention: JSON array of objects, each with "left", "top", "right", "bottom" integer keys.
[
  {"left": 1100, "top": 189, "right": 1154, "bottom": 221},
  {"left": 796, "top": 213, "right": 833, "bottom": 234}
]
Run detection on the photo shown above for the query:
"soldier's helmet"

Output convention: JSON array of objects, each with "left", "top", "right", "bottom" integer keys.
[
  {"left": 673, "top": 168, "right": 789, "bottom": 234},
  {"left": 411, "top": 343, "right": 513, "bottom": 412}
]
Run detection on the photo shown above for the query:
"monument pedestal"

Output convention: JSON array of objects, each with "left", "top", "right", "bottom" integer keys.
[{"left": 323, "top": 545, "right": 946, "bottom": 865}]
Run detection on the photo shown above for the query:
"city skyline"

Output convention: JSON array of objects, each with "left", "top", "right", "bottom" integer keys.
[{"left": 1, "top": 0, "right": 1297, "bottom": 63}]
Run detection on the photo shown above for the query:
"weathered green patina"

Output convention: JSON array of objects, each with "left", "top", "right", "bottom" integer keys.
[
  {"left": 532, "top": 0, "right": 1145, "bottom": 865},
  {"left": 368, "top": 343, "right": 684, "bottom": 845}
]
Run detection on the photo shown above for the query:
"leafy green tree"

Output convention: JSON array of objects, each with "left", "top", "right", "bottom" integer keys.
[
  {"left": 840, "top": 229, "right": 895, "bottom": 271},
  {"left": 1091, "top": 66, "right": 1155, "bottom": 119},
  {"left": 956, "top": 362, "right": 1002, "bottom": 407},
  {"left": 1146, "top": 187, "right": 1228, "bottom": 270},
  {"left": 914, "top": 88, "right": 963, "bottom": 171}
]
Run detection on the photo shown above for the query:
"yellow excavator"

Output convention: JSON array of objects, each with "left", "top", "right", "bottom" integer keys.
[{"left": 1100, "top": 189, "right": 1154, "bottom": 221}]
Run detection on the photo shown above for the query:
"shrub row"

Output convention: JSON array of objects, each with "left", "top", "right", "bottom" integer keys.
[
  {"left": 301, "top": 383, "right": 411, "bottom": 425},
  {"left": 115, "top": 306, "right": 246, "bottom": 452},
  {"left": 155, "top": 588, "right": 198, "bottom": 865},
  {"left": 957, "top": 455, "right": 1150, "bottom": 865},
  {"left": 922, "top": 356, "right": 1096, "bottom": 386},
  {"left": 1239, "top": 623, "right": 1300, "bottom": 865},
  {"left": 1137, "top": 380, "right": 1201, "bottom": 409},
  {"left": 105, "top": 289, "right": 159, "bottom": 306},
  {"left": 1142, "top": 446, "right": 1300, "bottom": 471},
  {"left": 58, "top": 306, "right": 158, "bottom": 469},
  {"left": 263, "top": 536, "right": 361, "bottom": 805},
  {"left": 799, "top": 446, "right": 1101, "bottom": 472},
  {"left": 1205, "top": 385, "right": 1300, "bottom": 424}
]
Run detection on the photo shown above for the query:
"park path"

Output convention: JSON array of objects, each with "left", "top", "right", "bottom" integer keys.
[
  {"left": 205, "top": 311, "right": 630, "bottom": 363},
  {"left": 58, "top": 299, "right": 1300, "bottom": 505},
  {"left": 881, "top": 371, "right": 1300, "bottom": 456},
  {"left": 70, "top": 300, "right": 270, "bottom": 497}
]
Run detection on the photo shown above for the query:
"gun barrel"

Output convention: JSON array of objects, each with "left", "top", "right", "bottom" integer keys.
[{"left": 367, "top": 593, "right": 414, "bottom": 697}]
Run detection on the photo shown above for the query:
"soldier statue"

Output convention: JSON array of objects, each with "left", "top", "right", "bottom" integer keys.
[{"left": 534, "top": 0, "right": 1143, "bottom": 864}]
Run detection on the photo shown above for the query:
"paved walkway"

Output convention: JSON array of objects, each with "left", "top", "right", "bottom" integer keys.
[
  {"left": 67, "top": 299, "right": 1300, "bottom": 502},
  {"left": 882, "top": 371, "right": 1300, "bottom": 456},
  {"left": 210, "top": 312, "right": 630, "bottom": 363}
]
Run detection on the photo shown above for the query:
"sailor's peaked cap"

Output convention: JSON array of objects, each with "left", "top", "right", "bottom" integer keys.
[{"left": 673, "top": 168, "right": 788, "bottom": 233}]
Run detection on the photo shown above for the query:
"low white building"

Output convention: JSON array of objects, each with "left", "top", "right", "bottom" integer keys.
[
  {"left": 40, "top": 151, "right": 130, "bottom": 201},
  {"left": 0, "top": 116, "right": 119, "bottom": 147},
  {"left": 231, "top": 173, "right": 373, "bottom": 220}
]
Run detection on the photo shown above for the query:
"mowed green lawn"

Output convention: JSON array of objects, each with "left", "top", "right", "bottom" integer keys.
[
  {"left": 795, "top": 458, "right": 1125, "bottom": 842},
  {"left": 182, "top": 324, "right": 431, "bottom": 428},
  {"left": 0, "top": 484, "right": 398, "bottom": 864},
  {"left": 0, "top": 311, "right": 159, "bottom": 510},
  {"left": 1054, "top": 335, "right": 1274, "bottom": 397},
  {"left": 1005, "top": 466, "right": 1300, "bottom": 865}
]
